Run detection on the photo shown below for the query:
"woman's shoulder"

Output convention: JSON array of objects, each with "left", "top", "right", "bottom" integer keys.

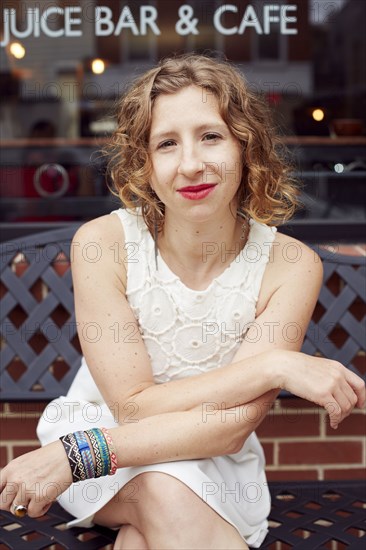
[
  {"left": 71, "top": 208, "right": 150, "bottom": 281},
  {"left": 267, "top": 232, "right": 323, "bottom": 283},
  {"left": 272, "top": 231, "right": 322, "bottom": 266},
  {"left": 256, "top": 230, "right": 323, "bottom": 316},
  {"left": 73, "top": 212, "right": 126, "bottom": 249},
  {"left": 72, "top": 208, "right": 146, "bottom": 246},
  {"left": 70, "top": 212, "right": 137, "bottom": 296}
]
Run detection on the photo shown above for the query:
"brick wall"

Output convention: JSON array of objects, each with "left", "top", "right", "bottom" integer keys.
[
  {"left": 1, "top": 244, "right": 365, "bottom": 480},
  {"left": 259, "top": 398, "right": 366, "bottom": 480},
  {"left": 1, "top": 398, "right": 365, "bottom": 481}
]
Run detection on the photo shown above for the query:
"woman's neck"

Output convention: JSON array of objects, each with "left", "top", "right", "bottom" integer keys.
[{"left": 157, "top": 210, "right": 248, "bottom": 288}]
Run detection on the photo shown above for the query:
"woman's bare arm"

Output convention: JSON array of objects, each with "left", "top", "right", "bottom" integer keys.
[
  {"left": 0, "top": 389, "right": 272, "bottom": 519},
  {"left": 72, "top": 216, "right": 365, "bottom": 430},
  {"left": 1, "top": 220, "right": 365, "bottom": 519}
]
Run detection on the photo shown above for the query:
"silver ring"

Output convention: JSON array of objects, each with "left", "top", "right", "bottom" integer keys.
[{"left": 13, "top": 503, "right": 28, "bottom": 517}]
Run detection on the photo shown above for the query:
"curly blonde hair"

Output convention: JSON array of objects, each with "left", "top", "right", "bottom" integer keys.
[{"left": 105, "top": 53, "right": 300, "bottom": 234}]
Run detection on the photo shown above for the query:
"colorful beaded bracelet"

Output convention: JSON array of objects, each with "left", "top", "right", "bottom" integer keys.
[
  {"left": 85, "top": 428, "right": 104, "bottom": 478},
  {"left": 59, "top": 432, "right": 87, "bottom": 482},
  {"left": 102, "top": 427, "right": 118, "bottom": 475},
  {"left": 88, "top": 427, "right": 111, "bottom": 477},
  {"left": 74, "top": 430, "right": 96, "bottom": 479},
  {"left": 60, "top": 427, "right": 117, "bottom": 481}
]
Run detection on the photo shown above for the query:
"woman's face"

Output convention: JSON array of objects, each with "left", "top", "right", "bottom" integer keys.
[{"left": 148, "top": 85, "right": 243, "bottom": 224}]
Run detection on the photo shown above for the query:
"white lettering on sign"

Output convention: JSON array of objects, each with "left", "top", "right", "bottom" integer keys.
[
  {"left": 213, "top": 4, "right": 298, "bottom": 35},
  {"left": 0, "top": 4, "right": 297, "bottom": 47},
  {"left": 95, "top": 5, "right": 160, "bottom": 36},
  {"left": 1, "top": 6, "right": 83, "bottom": 46}
]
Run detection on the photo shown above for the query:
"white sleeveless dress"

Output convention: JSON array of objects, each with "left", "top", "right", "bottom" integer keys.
[{"left": 37, "top": 207, "right": 277, "bottom": 547}]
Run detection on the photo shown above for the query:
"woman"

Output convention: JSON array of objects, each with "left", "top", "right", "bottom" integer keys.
[{"left": 1, "top": 54, "right": 364, "bottom": 549}]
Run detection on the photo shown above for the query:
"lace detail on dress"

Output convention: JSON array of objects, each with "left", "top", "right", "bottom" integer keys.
[{"left": 113, "top": 208, "right": 277, "bottom": 383}]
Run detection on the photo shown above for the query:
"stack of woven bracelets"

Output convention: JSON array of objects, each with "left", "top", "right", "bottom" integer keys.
[{"left": 60, "top": 427, "right": 118, "bottom": 481}]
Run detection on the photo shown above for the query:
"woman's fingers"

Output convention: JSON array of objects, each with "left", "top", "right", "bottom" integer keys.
[
  {"left": 324, "top": 378, "right": 359, "bottom": 429},
  {"left": 27, "top": 497, "right": 49, "bottom": 518},
  {"left": 346, "top": 370, "right": 366, "bottom": 408},
  {"left": 0, "top": 442, "right": 73, "bottom": 519},
  {"left": 325, "top": 399, "right": 342, "bottom": 429},
  {"left": 317, "top": 361, "right": 364, "bottom": 428},
  {"left": 11, "top": 489, "right": 30, "bottom": 517},
  {"left": 0, "top": 478, "right": 54, "bottom": 519},
  {"left": 0, "top": 476, "right": 17, "bottom": 512},
  {"left": 2, "top": 485, "right": 47, "bottom": 519}
]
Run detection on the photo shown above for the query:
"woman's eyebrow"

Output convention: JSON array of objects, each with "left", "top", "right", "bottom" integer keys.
[{"left": 149, "top": 123, "right": 228, "bottom": 144}]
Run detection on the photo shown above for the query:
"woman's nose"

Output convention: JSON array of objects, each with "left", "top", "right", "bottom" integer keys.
[{"left": 177, "top": 145, "right": 204, "bottom": 178}]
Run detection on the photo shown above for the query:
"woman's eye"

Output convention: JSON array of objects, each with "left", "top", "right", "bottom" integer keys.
[
  {"left": 157, "top": 134, "right": 220, "bottom": 149},
  {"left": 158, "top": 140, "right": 175, "bottom": 149},
  {"left": 203, "top": 133, "right": 220, "bottom": 141}
]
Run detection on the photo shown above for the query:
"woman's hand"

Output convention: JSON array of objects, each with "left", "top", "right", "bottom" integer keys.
[
  {"left": 0, "top": 440, "right": 72, "bottom": 518},
  {"left": 275, "top": 350, "right": 366, "bottom": 429}
]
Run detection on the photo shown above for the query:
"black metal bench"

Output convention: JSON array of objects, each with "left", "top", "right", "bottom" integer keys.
[{"left": 1, "top": 227, "right": 365, "bottom": 549}]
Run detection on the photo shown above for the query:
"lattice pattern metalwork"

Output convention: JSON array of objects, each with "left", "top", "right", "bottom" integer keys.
[
  {"left": 302, "top": 248, "right": 365, "bottom": 381},
  {"left": 0, "top": 482, "right": 364, "bottom": 549},
  {"left": 262, "top": 481, "right": 366, "bottom": 548},
  {"left": 0, "top": 500, "right": 115, "bottom": 549},
  {"left": 1, "top": 231, "right": 365, "bottom": 402},
  {"left": 1, "top": 227, "right": 82, "bottom": 400}
]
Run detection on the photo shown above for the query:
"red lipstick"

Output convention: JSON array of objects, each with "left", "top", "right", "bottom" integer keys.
[{"left": 177, "top": 183, "right": 216, "bottom": 200}]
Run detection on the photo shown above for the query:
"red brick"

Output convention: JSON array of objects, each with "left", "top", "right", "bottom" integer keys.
[
  {"left": 0, "top": 280, "right": 8, "bottom": 299},
  {"left": 14, "top": 260, "right": 29, "bottom": 276},
  {"left": 312, "top": 302, "right": 326, "bottom": 323},
  {"left": 266, "top": 469, "right": 319, "bottom": 481},
  {"left": 277, "top": 397, "right": 318, "bottom": 410},
  {"left": 3, "top": 360, "right": 27, "bottom": 382},
  {"left": 7, "top": 305, "right": 27, "bottom": 329},
  {"left": 323, "top": 468, "right": 366, "bottom": 480},
  {"left": 353, "top": 353, "right": 366, "bottom": 376},
  {"left": 0, "top": 447, "right": 8, "bottom": 468},
  {"left": 13, "top": 445, "right": 41, "bottom": 458},
  {"left": 279, "top": 441, "right": 363, "bottom": 465},
  {"left": 30, "top": 280, "right": 43, "bottom": 302},
  {"left": 0, "top": 416, "right": 40, "bottom": 440},
  {"left": 52, "top": 360, "right": 71, "bottom": 382},
  {"left": 28, "top": 332, "right": 50, "bottom": 354},
  {"left": 355, "top": 244, "right": 366, "bottom": 255},
  {"left": 349, "top": 298, "right": 365, "bottom": 322},
  {"left": 54, "top": 252, "right": 68, "bottom": 263},
  {"left": 325, "top": 413, "right": 366, "bottom": 436},
  {"left": 327, "top": 326, "right": 348, "bottom": 348},
  {"left": 336, "top": 244, "right": 364, "bottom": 256},
  {"left": 257, "top": 411, "right": 320, "bottom": 438},
  {"left": 52, "top": 262, "right": 71, "bottom": 277},
  {"left": 323, "top": 271, "right": 341, "bottom": 295},
  {"left": 262, "top": 443, "right": 274, "bottom": 465},
  {"left": 50, "top": 305, "right": 71, "bottom": 327},
  {"left": 319, "top": 244, "right": 339, "bottom": 256},
  {"left": 7, "top": 402, "right": 48, "bottom": 414}
]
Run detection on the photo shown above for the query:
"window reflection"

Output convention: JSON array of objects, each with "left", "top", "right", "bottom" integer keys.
[{"left": 0, "top": 0, "right": 364, "bottom": 238}]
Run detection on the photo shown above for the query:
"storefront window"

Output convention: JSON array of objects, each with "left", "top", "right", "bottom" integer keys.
[{"left": 1, "top": 0, "right": 365, "bottom": 240}]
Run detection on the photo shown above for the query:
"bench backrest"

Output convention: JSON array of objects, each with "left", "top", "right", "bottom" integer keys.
[{"left": 1, "top": 227, "right": 365, "bottom": 401}]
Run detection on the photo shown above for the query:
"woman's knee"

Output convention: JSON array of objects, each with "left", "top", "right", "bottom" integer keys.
[
  {"left": 133, "top": 472, "right": 206, "bottom": 531},
  {"left": 96, "top": 473, "right": 248, "bottom": 548},
  {"left": 114, "top": 524, "right": 149, "bottom": 549},
  {"left": 134, "top": 472, "right": 248, "bottom": 548},
  {"left": 134, "top": 472, "right": 196, "bottom": 514},
  {"left": 133, "top": 473, "right": 234, "bottom": 533}
]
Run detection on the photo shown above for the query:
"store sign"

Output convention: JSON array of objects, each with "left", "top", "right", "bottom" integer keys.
[{"left": 1, "top": 4, "right": 298, "bottom": 47}]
